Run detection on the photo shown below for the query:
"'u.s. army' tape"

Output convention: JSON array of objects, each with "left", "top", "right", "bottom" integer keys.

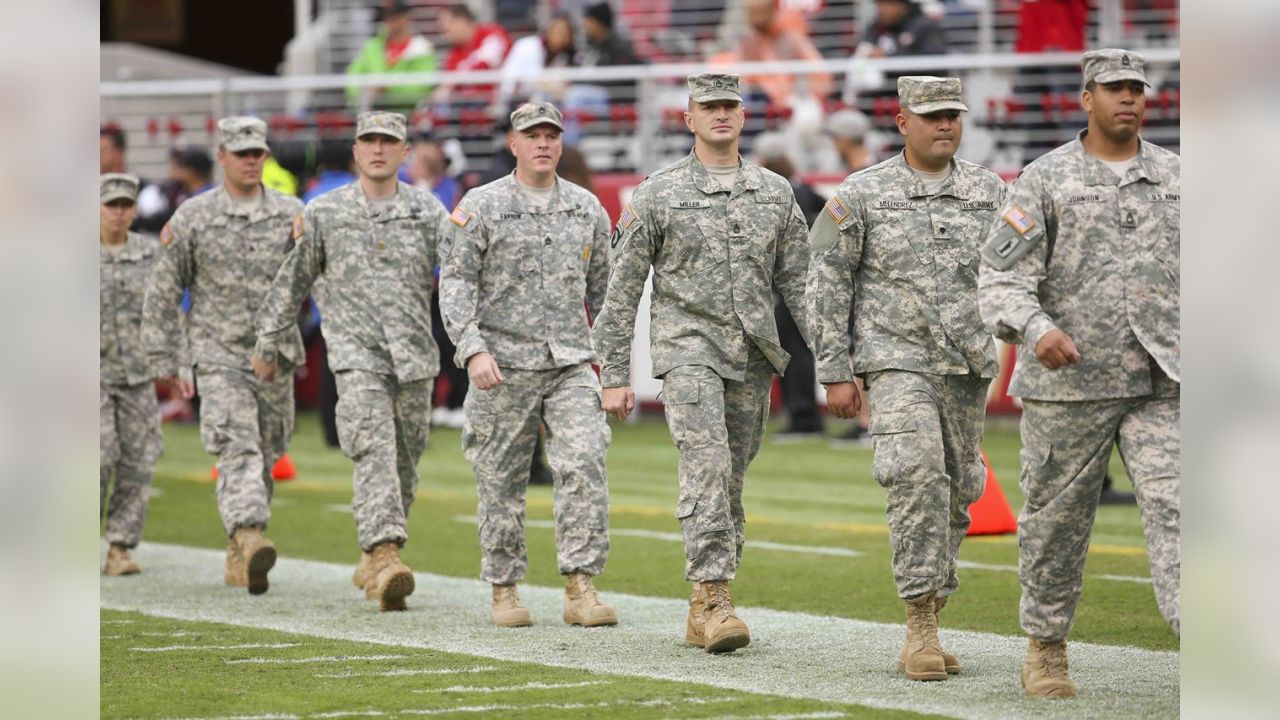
[{"left": 981, "top": 207, "right": 1044, "bottom": 270}]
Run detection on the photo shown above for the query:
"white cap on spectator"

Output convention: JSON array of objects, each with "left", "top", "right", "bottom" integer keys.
[{"left": 827, "top": 110, "right": 872, "bottom": 141}]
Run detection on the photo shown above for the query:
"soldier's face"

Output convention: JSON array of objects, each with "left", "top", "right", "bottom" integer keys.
[
  {"left": 510, "top": 125, "right": 563, "bottom": 176},
  {"left": 897, "top": 109, "right": 963, "bottom": 168},
  {"left": 219, "top": 147, "right": 267, "bottom": 191},
  {"left": 684, "top": 100, "right": 745, "bottom": 147},
  {"left": 100, "top": 199, "right": 136, "bottom": 233},
  {"left": 353, "top": 134, "right": 408, "bottom": 181},
  {"left": 1083, "top": 80, "right": 1146, "bottom": 143}
]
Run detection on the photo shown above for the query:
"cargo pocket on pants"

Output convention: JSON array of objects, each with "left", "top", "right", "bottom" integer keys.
[
  {"left": 870, "top": 411, "right": 919, "bottom": 489},
  {"left": 336, "top": 404, "right": 378, "bottom": 460}
]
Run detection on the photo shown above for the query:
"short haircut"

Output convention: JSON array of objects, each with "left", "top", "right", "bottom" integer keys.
[
  {"left": 100, "top": 124, "right": 126, "bottom": 151},
  {"left": 1085, "top": 80, "right": 1097, "bottom": 92},
  {"left": 443, "top": 3, "right": 475, "bottom": 22}
]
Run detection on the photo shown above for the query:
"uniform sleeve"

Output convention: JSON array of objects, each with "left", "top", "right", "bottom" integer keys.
[
  {"left": 591, "top": 191, "right": 657, "bottom": 388},
  {"left": 141, "top": 217, "right": 195, "bottom": 379},
  {"left": 978, "top": 169, "right": 1058, "bottom": 347},
  {"left": 438, "top": 198, "right": 489, "bottom": 367},
  {"left": 254, "top": 209, "right": 325, "bottom": 361},
  {"left": 584, "top": 198, "right": 612, "bottom": 322},
  {"left": 774, "top": 195, "right": 812, "bottom": 346},
  {"left": 806, "top": 189, "right": 864, "bottom": 384}
]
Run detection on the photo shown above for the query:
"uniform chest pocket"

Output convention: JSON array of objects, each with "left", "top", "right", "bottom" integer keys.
[{"left": 659, "top": 203, "right": 724, "bottom": 276}]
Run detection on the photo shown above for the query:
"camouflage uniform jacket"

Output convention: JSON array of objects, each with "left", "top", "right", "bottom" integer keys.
[
  {"left": 592, "top": 151, "right": 811, "bottom": 386},
  {"left": 142, "top": 186, "right": 304, "bottom": 378},
  {"left": 101, "top": 231, "right": 162, "bottom": 385},
  {"left": 255, "top": 181, "right": 450, "bottom": 383},
  {"left": 978, "top": 131, "right": 1180, "bottom": 400},
  {"left": 808, "top": 153, "right": 1006, "bottom": 384},
  {"left": 440, "top": 174, "right": 611, "bottom": 370}
]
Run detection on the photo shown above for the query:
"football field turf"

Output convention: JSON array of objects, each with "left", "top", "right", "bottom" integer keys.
[{"left": 101, "top": 414, "right": 1178, "bottom": 719}]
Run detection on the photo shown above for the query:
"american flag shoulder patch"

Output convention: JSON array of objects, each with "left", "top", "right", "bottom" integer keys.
[
  {"left": 160, "top": 223, "right": 174, "bottom": 247},
  {"left": 291, "top": 214, "right": 305, "bottom": 240},
  {"left": 618, "top": 203, "right": 637, "bottom": 230},
  {"left": 1003, "top": 207, "right": 1036, "bottom": 235},
  {"left": 825, "top": 196, "right": 850, "bottom": 223},
  {"left": 450, "top": 207, "right": 472, "bottom": 228}
]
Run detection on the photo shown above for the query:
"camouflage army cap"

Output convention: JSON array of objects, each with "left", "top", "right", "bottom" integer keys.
[
  {"left": 897, "top": 76, "right": 969, "bottom": 114},
  {"left": 1082, "top": 48, "right": 1150, "bottom": 87},
  {"left": 100, "top": 172, "right": 140, "bottom": 204},
  {"left": 218, "top": 116, "right": 270, "bottom": 152},
  {"left": 687, "top": 73, "right": 742, "bottom": 104},
  {"left": 510, "top": 102, "right": 564, "bottom": 132},
  {"left": 356, "top": 111, "right": 408, "bottom": 141}
]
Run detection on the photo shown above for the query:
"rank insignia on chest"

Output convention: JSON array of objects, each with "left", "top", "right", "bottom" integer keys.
[
  {"left": 450, "top": 207, "right": 472, "bottom": 227},
  {"left": 581, "top": 245, "right": 592, "bottom": 261},
  {"left": 291, "top": 214, "right": 305, "bottom": 240},
  {"left": 824, "top": 196, "right": 849, "bottom": 223}
]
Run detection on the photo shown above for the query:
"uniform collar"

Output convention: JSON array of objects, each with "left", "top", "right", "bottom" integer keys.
[
  {"left": 890, "top": 152, "right": 973, "bottom": 200},
  {"left": 685, "top": 150, "right": 762, "bottom": 197},
  {"left": 216, "top": 184, "right": 287, "bottom": 222},
  {"left": 1073, "top": 129, "right": 1163, "bottom": 187},
  {"left": 101, "top": 231, "right": 154, "bottom": 262},
  {"left": 353, "top": 181, "right": 422, "bottom": 222},
  {"left": 496, "top": 173, "right": 581, "bottom": 214}
]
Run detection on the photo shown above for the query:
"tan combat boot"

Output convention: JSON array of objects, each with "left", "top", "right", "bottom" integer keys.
[
  {"left": 899, "top": 593, "right": 948, "bottom": 681},
  {"left": 684, "top": 583, "right": 709, "bottom": 647},
  {"left": 103, "top": 544, "right": 141, "bottom": 576},
  {"left": 352, "top": 550, "right": 373, "bottom": 589},
  {"left": 491, "top": 584, "right": 533, "bottom": 627},
  {"left": 701, "top": 581, "right": 750, "bottom": 653},
  {"left": 562, "top": 571, "right": 618, "bottom": 627},
  {"left": 932, "top": 594, "right": 961, "bottom": 674},
  {"left": 364, "top": 542, "right": 414, "bottom": 611},
  {"left": 224, "top": 538, "right": 245, "bottom": 587},
  {"left": 1021, "top": 637, "right": 1077, "bottom": 698},
  {"left": 232, "top": 527, "right": 277, "bottom": 596}
]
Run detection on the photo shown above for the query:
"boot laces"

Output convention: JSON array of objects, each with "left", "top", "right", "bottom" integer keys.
[
  {"left": 571, "top": 574, "right": 601, "bottom": 606},
  {"left": 497, "top": 585, "right": 523, "bottom": 608},
  {"left": 1041, "top": 642, "right": 1068, "bottom": 677},
  {"left": 708, "top": 583, "right": 735, "bottom": 621}
]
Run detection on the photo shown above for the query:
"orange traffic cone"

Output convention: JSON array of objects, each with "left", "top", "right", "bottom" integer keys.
[
  {"left": 966, "top": 450, "right": 1017, "bottom": 535},
  {"left": 271, "top": 454, "right": 296, "bottom": 481}
]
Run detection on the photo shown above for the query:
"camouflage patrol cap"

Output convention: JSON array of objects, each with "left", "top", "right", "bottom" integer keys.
[
  {"left": 897, "top": 76, "right": 969, "bottom": 114},
  {"left": 1082, "top": 48, "right": 1150, "bottom": 87},
  {"left": 356, "top": 111, "right": 408, "bottom": 141},
  {"left": 687, "top": 73, "right": 742, "bottom": 104},
  {"left": 100, "top": 173, "right": 140, "bottom": 204},
  {"left": 217, "top": 116, "right": 270, "bottom": 152},
  {"left": 510, "top": 102, "right": 564, "bottom": 132}
]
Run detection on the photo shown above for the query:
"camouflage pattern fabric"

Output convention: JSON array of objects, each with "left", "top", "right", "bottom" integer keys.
[
  {"left": 142, "top": 186, "right": 305, "bottom": 378},
  {"left": 592, "top": 151, "right": 811, "bottom": 387},
  {"left": 440, "top": 175, "right": 611, "bottom": 370},
  {"left": 866, "top": 370, "right": 989, "bottom": 599},
  {"left": 255, "top": 182, "right": 449, "bottom": 383},
  {"left": 100, "top": 382, "right": 162, "bottom": 548},
  {"left": 101, "top": 232, "right": 162, "bottom": 385},
  {"left": 1018, "top": 364, "right": 1180, "bottom": 639},
  {"left": 807, "top": 153, "right": 1006, "bottom": 384},
  {"left": 977, "top": 132, "right": 1180, "bottom": 400},
  {"left": 461, "top": 363, "right": 610, "bottom": 585},
  {"left": 334, "top": 369, "right": 432, "bottom": 551},
  {"left": 661, "top": 349, "right": 773, "bottom": 582},
  {"left": 197, "top": 368, "right": 294, "bottom": 537}
]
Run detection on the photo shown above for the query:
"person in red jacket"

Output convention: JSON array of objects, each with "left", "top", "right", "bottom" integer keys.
[{"left": 439, "top": 3, "right": 512, "bottom": 101}]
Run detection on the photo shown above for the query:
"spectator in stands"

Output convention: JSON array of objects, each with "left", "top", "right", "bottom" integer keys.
[
  {"left": 582, "top": 3, "right": 640, "bottom": 70},
  {"left": 303, "top": 142, "right": 358, "bottom": 203},
  {"left": 345, "top": 1, "right": 437, "bottom": 113},
  {"left": 440, "top": 3, "right": 513, "bottom": 101},
  {"left": 733, "top": 0, "right": 833, "bottom": 107},
  {"left": 753, "top": 131, "right": 824, "bottom": 438},
  {"left": 102, "top": 124, "right": 167, "bottom": 233},
  {"left": 262, "top": 156, "right": 300, "bottom": 197},
  {"left": 1014, "top": 0, "right": 1088, "bottom": 55},
  {"left": 168, "top": 147, "right": 215, "bottom": 203},
  {"left": 464, "top": 111, "right": 516, "bottom": 192},
  {"left": 408, "top": 136, "right": 460, "bottom": 210},
  {"left": 858, "top": 0, "right": 947, "bottom": 58},
  {"left": 100, "top": 125, "right": 127, "bottom": 175},
  {"left": 828, "top": 109, "right": 877, "bottom": 173},
  {"left": 499, "top": 12, "right": 578, "bottom": 107}
]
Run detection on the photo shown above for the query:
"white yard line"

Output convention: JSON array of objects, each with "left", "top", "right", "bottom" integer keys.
[
  {"left": 132, "top": 642, "right": 301, "bottom": 652},
  {"left": 411, "top": 680, "right": 605, "bottom": 694},
  {"left": 104, "top": 543, "right": 1178, "bottom": 720},
  {"left": 224, "top": 655, "right": 408, "bottom": 665},
  {"left": 314, "top": 666, "right": 498, "bottom": 679}
]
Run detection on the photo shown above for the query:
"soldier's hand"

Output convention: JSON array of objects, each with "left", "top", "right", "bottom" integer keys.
[
  {"left": 161, "top": 375, "right": 195, "bottom": 400},
  {"left": 1034, "top": 329, "right": 1081, "bottom": 370},
  {"left": 824, "top": 382, "right": 862, "bottom": 420},
  {"left": 250, "top": 354, "right": 278, "bottom": 383},
  {"left": 467, "top": 352, "right": 505, "bottom": 390},
  {"left": 602, "top": 386, "right": 635, "bottom": 420}
]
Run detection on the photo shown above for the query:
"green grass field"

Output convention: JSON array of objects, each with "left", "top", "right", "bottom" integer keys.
[{"left": 101, "top": 413, "right": 1178, "bottom": 719}]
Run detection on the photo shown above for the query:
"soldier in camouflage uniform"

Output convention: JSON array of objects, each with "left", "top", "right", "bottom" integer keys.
[
  {"left": 592, "top": 74, "right": 810, "bottom": 653},
  {"left": 977, "top": 49, "right": 1180, "bottom": 697},
  {"left": 100, "top": 173, "right": 163, "bottom": 576},
  {"left": 142, "top": 117, "right": 303, "bottom": 595},
  {"left": 808, "top": 76, "right": 1007, "bottom": 681},
  {"left": 253, "top": 111, "right": 450, "bottom": 612},
  {"left": 441, "top": 102, "right": 617, "bottom": 629}
]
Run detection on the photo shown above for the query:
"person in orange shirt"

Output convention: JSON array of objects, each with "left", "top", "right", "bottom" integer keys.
[{"left": 733, "top": 0, "right": 833, "bottom": 106}]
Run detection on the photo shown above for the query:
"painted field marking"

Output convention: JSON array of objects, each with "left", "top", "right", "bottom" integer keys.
[
  {"left": 105, "top": 543, "right": 1179, "bottom": 720},
  {"left": 132, "top": 642, "right": 301, "bottom": 652},
  {"left": 314, "top": 666, "right": 498, "bottom": 679},
  {"left": 224, "top": 654, "right": 407, "bottom": 665},
  {"left": 411, "top": 680, "right": 605, "bottom": 694}
]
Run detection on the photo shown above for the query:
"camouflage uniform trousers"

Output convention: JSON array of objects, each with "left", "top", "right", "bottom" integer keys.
[
  {"left": 661, "top": 348, "right": 774, "bottom": 582},
  {"left": 334, "top": 369, "right": 432, "bottom": 551},
  {"left": 100, "top": 382, "right": 163, "bottom": 547},
  {"left": 197, "top": 367, "right": 294, "bottom": 537},
  {"left": 462, "top": 362, "right": 611, "bottom": 585},
  {"left": 866, "top": 370, "right": 990, "bottom": 599},
  {"left": 1018, "top": 363, "right": 1180, "bottom": 640}
]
